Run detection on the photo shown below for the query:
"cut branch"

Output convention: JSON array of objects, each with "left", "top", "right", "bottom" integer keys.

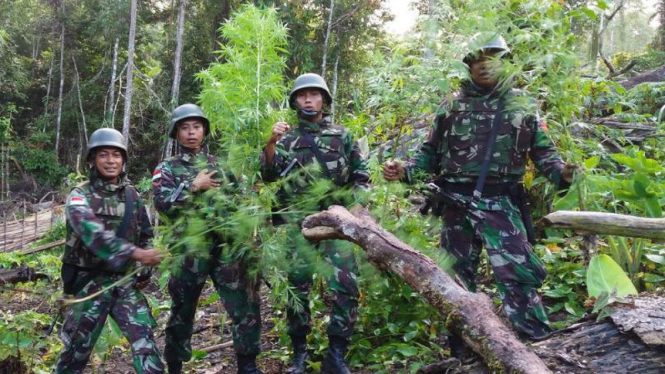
[
  {"left": 302, "top": 206, "right": 551, "bottom": 374},
  {"left": 541, "top": 211, "right": 665, "bottom": 240}
]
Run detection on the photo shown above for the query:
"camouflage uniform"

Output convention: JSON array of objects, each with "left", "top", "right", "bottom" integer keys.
[
  {"left": 55, "top": 177, "right": 163, "bottom": 374},
  {"left": 404, "top": 81, "right": 568, "bottom": 338},
  {"left": 260, "top": 116, "right": 370, "bottom": 340},
  {"left": 152, "top": 143, "right": 261, "bottom": 362}
]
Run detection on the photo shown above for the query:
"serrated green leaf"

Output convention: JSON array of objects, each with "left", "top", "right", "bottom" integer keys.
[{"left": 587, "top": 254, "right": 638, "bottom": 298}]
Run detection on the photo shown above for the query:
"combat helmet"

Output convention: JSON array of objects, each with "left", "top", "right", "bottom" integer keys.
[
  {"left": 463, "top": 34, "right": 511, "bottom": 64},
  {"left": 168, "top": 103, "right": 210, "bottom": 139},
  {"left": 288, "top": 73, "right": 332, "bottom": 110},
  {"left": 86, "top": 128, "right": 127, "bottom": 161}
]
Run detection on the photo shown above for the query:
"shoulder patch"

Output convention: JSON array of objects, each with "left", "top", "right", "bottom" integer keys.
[
  {"left": 539, "top": 121, "right": 549, "bottom": 133},
  {"left": 69, "top": 195, "right": 88, "bottom": 206}
]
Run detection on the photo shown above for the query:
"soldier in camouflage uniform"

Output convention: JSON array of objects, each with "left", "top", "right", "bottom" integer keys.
[
  {"left": 152, "top": 104, "right": 263, "bottom": 374},
  {"left": 260, "top": 73, "right": 370, "bottom": 374},
  {"left": 383, "top": 35, "right": 578, "bottom": 347},
  {"left": 55, "top": 128, "right": 164, "bottom": 374}
]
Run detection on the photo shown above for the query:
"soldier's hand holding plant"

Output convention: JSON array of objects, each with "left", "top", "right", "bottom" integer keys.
[
  {"left": 562, "top": 163, "right": 581, "bottom": 184},
  {"left": 130, "top": 248, "right": 163, "bottom": 266},
  {"left": 382, "top": 160, "right": 404, "bottom": 181}
]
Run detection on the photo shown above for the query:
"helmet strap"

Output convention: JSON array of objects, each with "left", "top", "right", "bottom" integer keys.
[{"left": 295, "top": 104, "right": 322, "bottom": 120}]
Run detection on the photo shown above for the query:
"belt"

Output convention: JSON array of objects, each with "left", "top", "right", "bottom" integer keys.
[{"left": 439, "top": 181, "right": 516, "bottom": 197}]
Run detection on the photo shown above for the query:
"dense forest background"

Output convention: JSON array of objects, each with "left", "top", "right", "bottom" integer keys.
[{"left": 2, "top": 0, "right": 665, "bottom": 373}]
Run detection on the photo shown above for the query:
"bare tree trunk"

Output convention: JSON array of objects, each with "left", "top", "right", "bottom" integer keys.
[
  {"left": 122, "top": 0, "right": 138, "bottom": 147},
  {"left": 171, "top": 0, "right": 187, "bottom": 105},
  {"left": 72, "top": 57, "right": 88, "bottom": 166},
  {"left": 107, "top": 37, "right": 119, "bottom": 126},
  {"left": 44, "top": 43, "right": 56, "bottom": 117},
  {"left": 321, "top": 0, "right": 334, "bottom": 77},
  {"left": 54, "top": 0, "right": 66, "bottom": 159},
  {"left": 302, "top": 206, "right": 552, "bottom": 374},
  {"left": 542, "top": 211, "right": 665, "bottom": 240},
  {"left": 331, "top": 49, "right": 340, "bottom": 123}
]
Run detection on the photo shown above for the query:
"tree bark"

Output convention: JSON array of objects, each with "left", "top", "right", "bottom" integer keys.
[
  {"left": 72, "top": 57, "right": 88, "bottom": 154},
  {"left": 541, "top": 211, "right": 665, "bottom": 240},
  {"left": 619, "top": 65, "right": 665, "bottom": 91},
  {"left": 54, "top": 0, "right": 66, "bottom": 159},
  {"left": 122, "top": 0, "right": 138, "bottom": 147},
  {"left": 302, "top": 206, "right": 551, "bottom": 374},
  {"left": 107, "top": 37, "right": 119, "bottom": 126},
  {"left": 331, "top": 48, "right": 340, "bottom": 123},
  {"left": 171, "top": 0, "right": 187, "bottom": 105},
  {"left": 321, "top": 0, "right": 334, "bottom": 77}
]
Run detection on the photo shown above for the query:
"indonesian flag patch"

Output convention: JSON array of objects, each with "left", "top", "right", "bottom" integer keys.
[
  {"left": 69, "top": 196, "right": 87, "bottom": 206},
  {"left": 152, "top": 169, "right": 162, "bottom": 186},
  {"left": 539, "top": 120, "right": 549, "bottom": 134}
]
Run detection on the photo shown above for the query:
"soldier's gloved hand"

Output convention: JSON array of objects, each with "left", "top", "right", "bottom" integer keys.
[
  {"left": 131, "top": 248, "right": 162, "bottom": 266},
  {"left": 562, "top": 163, "right": 581, "bottom": 184},
  {"left": 383, "top": 160, "right": 404, "bottom": 181},
  {"left": 268, "top": 122, "right": 290, "bottom": 144},
  {"left": 191, "top": 170, "right": 220, "bottom": 192}
]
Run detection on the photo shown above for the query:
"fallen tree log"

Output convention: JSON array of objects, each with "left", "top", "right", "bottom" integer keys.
[
  {"left": 541, "top": 211, "right": 665, "bottom": 240},
  {"left": 302, "top": 206, "right": 551, "bottom": 374},
  {"left": 533, "top": 295, "right": 665, "bottom": 373},
  {"left": 0, "top": 265, "right": 48, "bottom": 284},
  {"left": 620, "top": 65, "right": 665, "bottom": 91}
]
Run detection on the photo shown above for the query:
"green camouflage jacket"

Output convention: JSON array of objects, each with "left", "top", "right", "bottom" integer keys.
[
  {"left": 260, "top": 116, "right": 370, "bottom": 189},
  {"left": 152, "top": 143, "right": 237, "bottom": 220},
  {"left": 63, "top": 176, "right": 152, "bottom": 272},
  {"left": 405, "top": 81, "right": 566, "bottom": 186}
]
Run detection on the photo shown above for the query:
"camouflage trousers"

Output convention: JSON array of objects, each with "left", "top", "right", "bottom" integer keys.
[
  {"left": 54, "top": 271, "right": 163, "bottom": 374},
  {"left": 164, "top": 250, "right": 261, "bottom": 363},
  {"left": 441, "top": 196, "right": 551, "bottom": 338},
  {"left": 286, "top": 226, "right": 359, "bottom": 340}
]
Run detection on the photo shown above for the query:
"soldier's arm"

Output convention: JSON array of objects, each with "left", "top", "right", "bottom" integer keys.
[
  {"left": 66, "top": 188, "right": 137, "bottom": 271},
  {"left": 344, "top": 131, "right": 370, "bottom": 189},
  {"left": 260, "top": 138, "right": 291, "bottom": 182},
  {"left": 528, "top": 118, "right": 568, "bottom": 188},
  {"left": 152, "top": 161, "right": 185, "bottom": 213},
  {"left": 403, "top": 113, "right": 447, "bottom": 184}
]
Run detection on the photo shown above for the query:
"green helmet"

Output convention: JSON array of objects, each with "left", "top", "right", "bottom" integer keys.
[
  {"left": 463, "top": 34, "right": 511, "bottom": 64},
  {"left": 168, "top": 103, "right": 210, "bottom": 139},
  {"left": 86, "top": 128, "right": 127, "bottom": 161},
  {"left": 288, "top": 73, "right": 332, "bottom": 110}
]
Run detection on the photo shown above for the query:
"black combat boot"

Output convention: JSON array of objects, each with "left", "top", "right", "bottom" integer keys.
[
  {"left": 320, "top": 336, "right": 351, "bottom": 374},
  {"left": 166, "top": 360, "right": 182, "bottom": 374},
  {"left": 286, "top": 335, "right": 308, "bottom": 374},
  {"left": 237, "top": 353, "right": 264, "bottom": 374}
]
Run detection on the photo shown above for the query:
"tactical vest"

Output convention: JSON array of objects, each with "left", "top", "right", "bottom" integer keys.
[
  {"left": 63, "top": 181, "right": 138, "bottom": 272},
  {"left": 287, "top": 123, "right": 351, "bottom": 187},
  {"left": 439, "top": 93, "right": 534, "bottom": 179}
]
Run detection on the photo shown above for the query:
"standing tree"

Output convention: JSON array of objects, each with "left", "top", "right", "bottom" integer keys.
[
  {"left": 54, "top": 0, "right": 65, "bottom": 159},
  {"left": 121, "top": 0, "right": 137, "bottom": 146}
]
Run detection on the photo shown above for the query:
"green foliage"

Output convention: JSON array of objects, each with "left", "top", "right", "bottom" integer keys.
[
  {"left": 625, "top": 82, "right": 665, "bottom": 116},
  {"left": 198, "top": 4, "right": 289, "bottom": 179},
  {"left": 0, "top": 310, "right": 61, "bottom": 372},
  {"left": 587, "top": 254, "right": 638, "bottom": 298},
  {"left": 12, "top": 130, "right": 69, "bottom": 187}
]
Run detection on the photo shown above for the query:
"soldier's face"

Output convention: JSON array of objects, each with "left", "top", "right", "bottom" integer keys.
[
  {"left": 176, "top": 119, "right": 205, "bottom": 150},
  {"left": 94, "top": 147, "right": 124, "bottom": 180},
  {"left": 295, "top": 88, "right": 324, "bottom": 120},
  {"left": 470, "top": 52, "right": 501, "bottom": 88}
]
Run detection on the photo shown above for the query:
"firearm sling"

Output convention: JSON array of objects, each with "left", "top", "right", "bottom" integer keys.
[
  {"left": 472, "top": 99, "right": 505, "bottom": 200},
  {"left": 298, "top": 125, "right": 332, "bottom": 179},
  {"left": 62, "top": 186, "right": 135, "bottom": 295}
]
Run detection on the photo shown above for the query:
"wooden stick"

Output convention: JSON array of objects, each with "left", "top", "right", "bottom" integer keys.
[
  {"left": 20, "top": 239, "right": 66, "bottom": 255},
  {"left": 21, "top": 201, "right": 26, "bottom": 250},
  {"left": 199, "top": 341, "right": 233, "bottom": 354}
]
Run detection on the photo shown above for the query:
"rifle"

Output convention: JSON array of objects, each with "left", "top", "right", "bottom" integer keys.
[{"left": 420, "top": 182, "right": 484, "bottom": 223}]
